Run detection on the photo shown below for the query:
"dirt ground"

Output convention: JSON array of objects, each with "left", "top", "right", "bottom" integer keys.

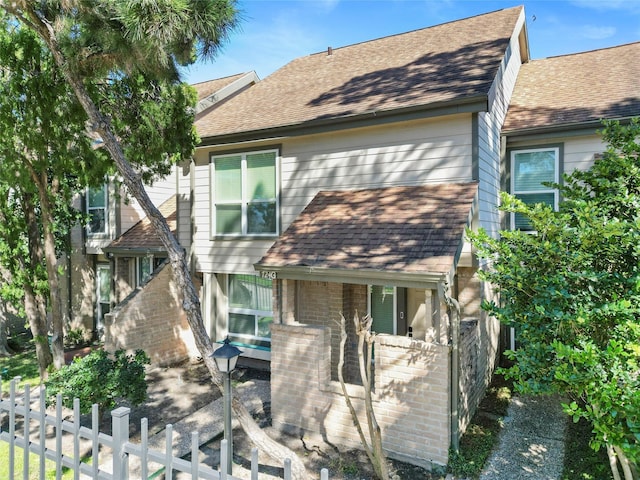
[{"left": 128, "top": 360, "right": 444, "bottom": 480}]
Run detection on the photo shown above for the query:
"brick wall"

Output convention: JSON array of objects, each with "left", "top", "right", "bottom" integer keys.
[
  {"left": 104, "top": 264, "right": 197, "bottom": 366},
  {"left": 271, "top": 323, "right": 452, "bottom": 469}
]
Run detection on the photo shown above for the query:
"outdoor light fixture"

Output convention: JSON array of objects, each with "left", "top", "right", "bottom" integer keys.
[{"left": 210, "top": 337, "right": 242, "bottom": 474}]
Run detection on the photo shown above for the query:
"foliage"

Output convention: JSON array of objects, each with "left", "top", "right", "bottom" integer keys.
[
  {"left": 448, "top": 373, "right": 512, "bottom": 479},
  {"left": 469, "top": 119, "right": 640, "bottom": 477},
  {"left": 45, "top": 349, "right": 150, "bottom": 415},
  {"left": 563, "top": 413, "right": 613, "bottom": 480}
]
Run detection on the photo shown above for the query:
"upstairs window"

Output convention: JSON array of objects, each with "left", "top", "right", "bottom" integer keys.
[
  {"left": 87, "top": 184, "right": 108, "bottom": 235},
  {"left": 510, "top": 147, "right": 560, "bottom": 230},
  {"left": 211, "top": 150, "right": 278, "bottom": 236}
]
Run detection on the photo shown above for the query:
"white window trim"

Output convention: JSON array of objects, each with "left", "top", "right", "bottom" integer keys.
[
  {"left": 210, "top": 149, "right": 280, "bottom": 238},
  {"left": 227, "top": 275, "right": 273, "bottom": 343},
  {"left": 510, "top": 146, "right": 560, "bottom": 230},
  {"left": 86, "top": 184, "right": 109, "bottom": 236}
]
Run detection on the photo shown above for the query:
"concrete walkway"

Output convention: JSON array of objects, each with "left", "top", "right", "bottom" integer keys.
[
  {"left": 479, "top": 394, "right": 567, "bottom": 480},
  {"left": 105, "top": 379, "right": 270, "bottom": 478}
]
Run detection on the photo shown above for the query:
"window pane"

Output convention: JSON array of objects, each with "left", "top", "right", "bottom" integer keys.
[
  {"left": 257, "top": 315, "right": 273, "bottom": 338},
  {"left": 216, "top": 204, "right": 242, "bottom": 234},
  {"left": 89, "top": 210, "right": 106, "bottom": 233},
  {"left": 97, "top": 266, "right": 110, "bottom": 303},
  {"left": 514, "top": 193, "right": 555, "bottom": 230},
  {"left": 247, "top": 152, "right": 276, "bottom": 200},
  {"left": 247, "top": 202, "right": 277, "bottom": 234},
  {"left": 513, "top": 150, "right": 556, "bottom": 192},
  {"left": 230, "top": 275, "right": 272, "bottom": 311},
  {"left": 88, "top": 186, "right": 106, "bottom": 208},
  {"left": 229, "top": 313, "right": 255, "bottom": 336},
  {"left": 139, "top": 257, "right": 152, "bottom": 284},
  {"left": 215, "top": 156, "right": 242, "bottom": 202},
  {"left": 371, "top": 285, "right": 394, "bottom": 335},
  {"left": 230, "top": 275, "right": 255, "bottom": 308}
]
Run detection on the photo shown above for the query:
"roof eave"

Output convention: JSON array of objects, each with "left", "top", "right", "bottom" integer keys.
[
  {"left": 502, "top": 116, "right": 639, "bottom": 142},
  {"left": 253, "top": 264, "right": 448, "bottom": 289},
  {"left": 103, "top": 246, "right": 167, "bottom": 255},
  {"left": 199, "top": 95, "right": 489, "bottom": 147}
]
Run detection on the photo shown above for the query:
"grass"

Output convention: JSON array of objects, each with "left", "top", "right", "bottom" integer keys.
[{"left": 1, "top": 333, "right": 42, "bottom": 391}]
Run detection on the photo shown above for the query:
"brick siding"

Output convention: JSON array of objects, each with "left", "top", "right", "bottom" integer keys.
[
  {"left": 104, "top": 264, "right": 198, "bottom": 366},
  {"left": 271, "top": 323, "right": 452, "bottom": 469}
]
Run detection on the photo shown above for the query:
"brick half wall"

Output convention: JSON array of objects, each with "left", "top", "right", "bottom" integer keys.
[
  {"left": 271, "top": 323, "right": 452, "bottom": 469},
  {"left": 104, "top": 264, "right": 198, "bottom": 366}
]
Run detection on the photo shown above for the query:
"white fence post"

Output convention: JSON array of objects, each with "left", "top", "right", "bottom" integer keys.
[
  {"left": 1, "top": 384, "right": 332, "bottom": 480},
  {"left": 111, "top": 407, "right": 131, "bottom": 479}
]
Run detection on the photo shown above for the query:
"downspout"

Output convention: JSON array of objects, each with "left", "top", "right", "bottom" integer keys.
[{"left": 438, "top": 281, "right": 461, "bottom": 452}]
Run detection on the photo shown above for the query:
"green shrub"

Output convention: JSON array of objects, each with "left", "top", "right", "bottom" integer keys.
[{"left": 45, "top": 349, "right": 150, "bottom": 415}]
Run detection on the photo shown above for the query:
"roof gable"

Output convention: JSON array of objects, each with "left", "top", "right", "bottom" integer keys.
[
  {"left": 196, "top": 7, "right": 524, "bottom": 141},
  {"left": 257, "top": 183, "right": 478, "bottom": 276},
  {"left": 106, "top": 195, "right": 176, "bottom": 254},
  {"left": 503, "top": 42, "right": 640, "bottom": 133}
]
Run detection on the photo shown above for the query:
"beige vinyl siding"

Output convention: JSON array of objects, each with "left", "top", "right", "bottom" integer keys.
[
  {"left": 119, "top": 169, "right": 178, "bottom": 234},
  {"left": 192, "top": 114, "right": 473, "bottom": 274},
  {"left": 508, "top": 134, "right": 603, "bottom": 175},
  {"left": 281, "top": 114, "right": 473, "bottom": 228},
  {"left": 477, "top": 10, "right": 525, "bottom": 239},
  {"left": 176, "top": 162, "right": 192, "bottom": 249}
]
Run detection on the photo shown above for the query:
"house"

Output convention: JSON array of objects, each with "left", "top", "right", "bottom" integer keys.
[
  {"left": 92, "top": 5, "right": 638, "bottom": 470},
  {"left": 62, "top": 73, "right": 258, "bottom": 364},
  {"left": 184, "top": 6, "right": 528, "bottom": 468}
]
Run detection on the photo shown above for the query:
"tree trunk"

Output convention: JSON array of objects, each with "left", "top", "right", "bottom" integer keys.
[
  {"left": 22, "top": 191, "right": 54, "bottom": 379},
  {"left": 32, "top": 169, "right": 65, "bottom": 369},
  {"left": 23, "top": 10, "right": 307, "bottom": 478},
  {"left": 0, "top": 302, "right": 15, "bottom": 357}
]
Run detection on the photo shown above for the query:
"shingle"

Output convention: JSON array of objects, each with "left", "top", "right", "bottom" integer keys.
[
  {"left": 107, "top": 196, "right": 177, "bottom": 252},
  {"left": 257, "top": 183, "right": 477, "bottom": 274},
  {"left": 196, "top": 7, "right": 523, "bottom": 139},
  {"left": 191, "top": 73, "right": 247, "bottom": 100},
  {"left": 503, "top": 42, "right": 640, "bottom": 132}
]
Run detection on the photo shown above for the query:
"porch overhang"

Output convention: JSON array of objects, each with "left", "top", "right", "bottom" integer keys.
[
  {"left": 254, "top": 182, "right": 478, "bottom": 289},
  {"left": 253, "top": 264, "right": 448, "bottom": 290}
]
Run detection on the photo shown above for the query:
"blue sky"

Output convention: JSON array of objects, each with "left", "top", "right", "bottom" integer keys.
[{"left": 182, "top": 0, "right": 640, "bottom": 85}]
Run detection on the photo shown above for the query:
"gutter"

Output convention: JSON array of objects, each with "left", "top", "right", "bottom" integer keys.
[
  {"left": 438, "top": 282, "right": 461, "bottom": 453},
  {"left": 502, "top": 116, "right": 639, "bottom": 143},
  {"left": 199, "top": 94, "right": 489, "bottom": 147}
]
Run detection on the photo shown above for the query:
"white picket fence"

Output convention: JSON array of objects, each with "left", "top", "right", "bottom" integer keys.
[{"left": 0, "top": 377, "right": 329, "bottom": 480}]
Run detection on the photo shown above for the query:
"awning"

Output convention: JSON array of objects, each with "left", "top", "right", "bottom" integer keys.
[{"left": 255, "top": 182, "right": 477, "bottom": 288}]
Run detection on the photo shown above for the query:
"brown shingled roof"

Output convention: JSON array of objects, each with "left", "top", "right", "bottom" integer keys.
[
  {"left": 191, "top": 73, "right": 247, "bottom": 100},
  {"left": 196, "top": 7, "right": 523, "bottom": 140},
  {"left": 503, "top": 42, "right": 640, "bottom": 133},
  {"left": 257, "top": 183, "right": 477, "bottom": 275},
  {"left": 106, "top": 195, "right": 176, "bottom": 253}
]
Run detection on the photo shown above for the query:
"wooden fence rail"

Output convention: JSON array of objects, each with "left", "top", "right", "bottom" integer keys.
[{"left": 1, "top": 377, "right": 329, "bottom": 480}]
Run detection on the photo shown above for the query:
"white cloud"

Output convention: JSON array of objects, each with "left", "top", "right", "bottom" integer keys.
[{"left": 581, "top": 24, "right": 617, "bottom": 39}]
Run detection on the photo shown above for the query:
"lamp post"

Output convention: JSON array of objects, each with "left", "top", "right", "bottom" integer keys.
[{"left": 211, "top": 337, "right": 242, "bottom": 474}]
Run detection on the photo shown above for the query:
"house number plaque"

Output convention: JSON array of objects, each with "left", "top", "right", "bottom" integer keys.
[{"left": 261, "top": 271, "right": 277, "bottom": 280}]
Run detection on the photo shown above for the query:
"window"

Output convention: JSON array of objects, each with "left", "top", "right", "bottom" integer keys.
[
  {"left": 368, "top": 285, "right": 407, "bottom": 336},
  {"left": 136, "top": 255, "right": 166, "bottom": 286},
  {"left": 87, "top": 184, "right": 108, "bottom": 235},
  {"left": 211, "top": 150, "right": 278, "bottom": 236},
  {"left": 228, "top": 274, "right": 273, "bottom": 347},
  {"left": 96, "top": 264, "right": 111, "bottom": 333},
  {"left": 510, "top": 147, "right": 559, "bottom": 230}
]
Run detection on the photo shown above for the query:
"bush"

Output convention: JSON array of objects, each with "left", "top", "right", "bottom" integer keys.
[{"left": 45, "top": 349, "right": 150, "bottom": 415}]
